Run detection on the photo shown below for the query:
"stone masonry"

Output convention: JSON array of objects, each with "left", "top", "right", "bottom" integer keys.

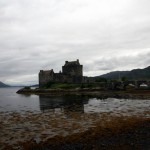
[{"left": 39, "top": 59, "right": 87, "bottom": 87}]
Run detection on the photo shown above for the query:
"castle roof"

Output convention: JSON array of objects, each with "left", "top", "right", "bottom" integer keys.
[
  {"left": 40, "top": 69, "right": 54, "bottom": 74},
  {"left": 64, "top": 59, "right": 80, "bottom": 66}
]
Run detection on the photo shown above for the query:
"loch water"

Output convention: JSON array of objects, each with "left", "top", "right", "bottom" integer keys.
[
  {"left": 0, "top": 87, "right": 150, "bottom": 116},
  {"left": 1, "top": 87, "right": 150, "bottom": 148}
]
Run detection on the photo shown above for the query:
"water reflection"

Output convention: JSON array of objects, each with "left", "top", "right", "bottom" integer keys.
[
  {"left": 38, "top": 95, "right": 150, "bottom": 116},
  {"left": 39, "top": 95, "right": 89, "bottom": 113},
  {"left": 0, "top": 87, "right": 150, "bottom": 115},
  {"left": 19, "top": 94, "right": 32, "bottom": 98}
]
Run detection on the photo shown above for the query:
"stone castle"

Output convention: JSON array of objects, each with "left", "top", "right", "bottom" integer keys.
[{"left": 39, "top": 59, "right": 88, "bottom": 87}]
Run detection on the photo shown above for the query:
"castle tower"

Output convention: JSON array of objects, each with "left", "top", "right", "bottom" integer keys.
[
  {"left": 39, "top": 69, "right": 54, "bottom": 87},
  {"left": 62, "top": 59, "right": 83, "bottom": 76}
]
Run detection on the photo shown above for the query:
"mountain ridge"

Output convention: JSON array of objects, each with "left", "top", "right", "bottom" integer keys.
[
  {"left": 0, "top": 81, "right": 10, "bottom": 87},
  {"left": 99, "top": 66, "right": 150, "bottom": 80}
]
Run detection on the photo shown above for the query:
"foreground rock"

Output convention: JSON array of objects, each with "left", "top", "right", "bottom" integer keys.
[
  {"left": 22, "top": 119, "right": 150, "bottom": 150},
  {"left": 1, "top": 108, "right": 150, "bottom": 150}
]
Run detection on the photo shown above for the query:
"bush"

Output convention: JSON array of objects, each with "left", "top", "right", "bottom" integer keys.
[
  {"left": 45, "top": 82, "right": 55, "bottom": 88},
  {"left": 121, "top": 76, "right": 127, "bottom": 82},
  {"left": 95, "top": 77, "right": 107, "bottom": 83},
  {"left": 80, "top": 84, "right": 85, "bottom": 89},
  {"left": 87, "top": 84, "right": 93, "bottom": 88},
  {"left": 44, "top": 82, "right": 80, "bottom": 89},
  {"left": 24, "top": 86, "right": 31, "bottom": 89}
]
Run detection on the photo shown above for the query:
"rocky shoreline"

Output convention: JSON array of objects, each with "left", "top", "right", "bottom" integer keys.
[
  {"left": 24, "top": 119, "right": 150, "bottom": 150},
  {"left": 3, "top": 115, "right": 150, "bottom": 150}
]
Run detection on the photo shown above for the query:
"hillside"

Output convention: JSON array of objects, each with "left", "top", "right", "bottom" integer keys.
[
  {"left": 100, "top": 66, "right": 150, "bottom": 80},
  {"left": 0, "top": 81, "right": 10, "bottom": 88}
]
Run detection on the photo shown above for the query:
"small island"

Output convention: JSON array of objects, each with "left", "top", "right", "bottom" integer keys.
[{"left": 17, "top": 59, "right": 150, "bottom": 99}]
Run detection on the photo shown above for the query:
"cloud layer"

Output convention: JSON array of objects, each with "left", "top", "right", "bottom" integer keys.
[{"left": 0, "top": 0, "right": 150, "bottom": 85}]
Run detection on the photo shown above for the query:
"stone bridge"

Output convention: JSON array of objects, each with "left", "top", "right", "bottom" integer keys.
[
  {"left": 123, "top": 80, "right": 150, "bottom": 88},
  {"left": 106, "top": 80, "right": 150, "bottom": 90}
]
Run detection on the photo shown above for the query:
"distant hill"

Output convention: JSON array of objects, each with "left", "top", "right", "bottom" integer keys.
[
  {"left": 99, "top": 66, "right": 150, "bottom": 80},
  {"left": 0, "top": 81, "right": 10, "bottom": 88},
  {"left": 30, "top": 84, "right": 39, "bottom": 87}
]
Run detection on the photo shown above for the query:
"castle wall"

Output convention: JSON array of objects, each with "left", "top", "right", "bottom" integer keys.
[
  {"left": 54, "top": 74, "right": 76, "bottom": 83},
  {"left": 39, "top": 70, "right": 54, "bottom": 87},
  {"left": 72, "top": 76, "right": 83, "bottom": 83},
  {"left": 53, "top": 73, "right": 70, "bottom": 83},
  {"left": 62, "top": 65, "right": 83, "bottom": 76}
]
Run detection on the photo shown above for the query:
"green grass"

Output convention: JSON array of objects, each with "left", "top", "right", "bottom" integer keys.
[
  {"left": 24, "top": 86, "right": 31, "bottom": 89},
  {"left": 44, "top": 82, "right": 102, "bottom": 89},
  {"left": 44, "top": 82, "right": 80, "bottom": 89},
  {"left": 50, "top": 83, "right": 80, "bottom": 89}
]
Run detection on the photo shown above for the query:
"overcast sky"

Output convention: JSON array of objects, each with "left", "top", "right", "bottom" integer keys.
[{"left": 0, "top": 0, "right": 150, "bottom": 85}]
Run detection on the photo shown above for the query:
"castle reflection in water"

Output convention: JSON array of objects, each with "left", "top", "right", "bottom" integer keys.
[{"left": 39, "top": 95, "right": 89, "bottom": 113}]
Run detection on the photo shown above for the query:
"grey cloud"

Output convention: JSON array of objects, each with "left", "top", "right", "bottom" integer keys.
[
  {"left": 84, "top": 51, "right": 150, "bottom": 76},
  {"left": 0, "top": 0, "right": 150, "bottom": 85}
]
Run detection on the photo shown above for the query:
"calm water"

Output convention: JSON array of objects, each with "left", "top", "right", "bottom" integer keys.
[{"left": 0, "top": 87, "right": 150, "bottom": 115}]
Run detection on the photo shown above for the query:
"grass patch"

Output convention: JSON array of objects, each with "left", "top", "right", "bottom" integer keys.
[
  {"left": 44, "top": 82, "right": 103, "bottom": 89},
  {"left": 44, "top": 82, "right": 80, "bottom": 89},
  {"left": 50, "top": 83, "right": 80, "bottom": 89},
  {"left": 23, "top": 86, "right": 31, "bottom": 90}
]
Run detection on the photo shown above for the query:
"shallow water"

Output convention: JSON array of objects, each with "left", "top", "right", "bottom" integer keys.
[
  {"left": 0, "top": 88, "right": 40, "bottom": 112},
  {"left": 0, "top": 88, "right": 150, "bottom": 115}
]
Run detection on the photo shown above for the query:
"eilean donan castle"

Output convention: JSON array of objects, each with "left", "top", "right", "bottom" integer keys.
[{"left": 39, "top": 59, "right": 88, "bottom": 87}]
